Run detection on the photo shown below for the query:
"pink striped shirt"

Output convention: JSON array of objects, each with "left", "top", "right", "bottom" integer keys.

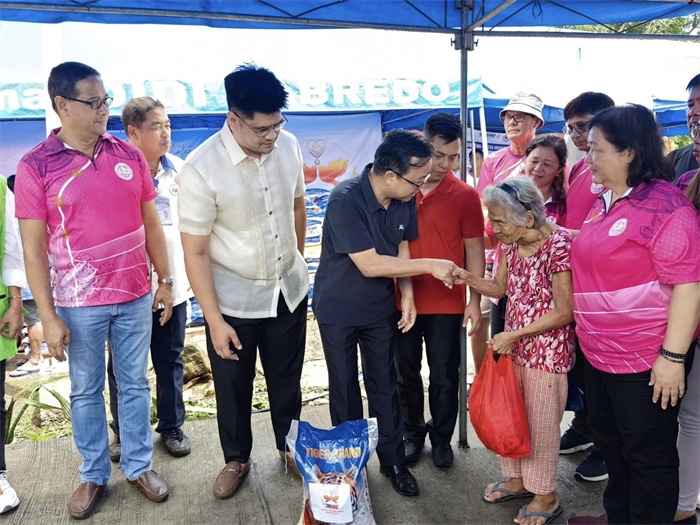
[
  {"left": 15, "top": 129, "right": 156, "bottom": 307},
  {"left": 571, "top": 179, "right": 700, "bottom": 374}
]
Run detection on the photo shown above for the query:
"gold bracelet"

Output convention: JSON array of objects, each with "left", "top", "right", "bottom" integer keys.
[{"left": 9, "top": 295, "right": 22, "bottom": 300}]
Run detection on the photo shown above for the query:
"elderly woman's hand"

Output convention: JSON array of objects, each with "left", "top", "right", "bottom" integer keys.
[
  {"left": 452, "top": 268, "right": 471, "bottom": 285},
  {"left": 649, "top": 355, "right": 686, "bottom": 409},
  {"left": 487, "top": 332, "right": 517, "bottom": 355}
]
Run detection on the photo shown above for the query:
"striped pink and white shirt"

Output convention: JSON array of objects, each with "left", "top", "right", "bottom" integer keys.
[
  {"left": 15, "top": 129, "right": 156, "bottom": 307},
  {"left": 571, "top": 179, "right": 700, "bottom": 374}
]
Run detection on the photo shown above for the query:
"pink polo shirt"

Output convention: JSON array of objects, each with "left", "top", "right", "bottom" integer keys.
[
  {"left": 565, "top": 158, "right": 605, "bottom": 230},
  {"left": 476, "top": 147, "right": 525, "bottom": 196},
  {"left": 571, "top": 179, "right": 700, "bottom": 374},
  {"left": 15, "top": 129, "right": 156, "bottom": 307}
]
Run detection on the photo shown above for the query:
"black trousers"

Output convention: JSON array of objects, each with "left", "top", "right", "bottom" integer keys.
[
  {"left": 490, "top": 296, "right": 507, "bottom": 336},
  {"left": 395, "top": 313, "right": 462, "bottom": 445},
  {"left": 0, "top": 359, "right": 6, "bottom": 471},
  {"left": 108, "top": 301, "right": 188, "bottom": 434},
  {"left": 206, "top": 296, "right": 306, "bottom": 463},
  {"left": 319, "top": 314, "right": 404, "bottom": 466},
  {"left": 584, "top": 359, "right": 681, "bottom": 524}
]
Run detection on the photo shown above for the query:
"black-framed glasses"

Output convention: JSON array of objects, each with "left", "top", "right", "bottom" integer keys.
[
  {"left": 563, "top": 120, "right": 590, "bottom": 135},
  {"left": 396, "top": 172, "right": 431, "bottom": 189},
  {"left": 63, "top": 96, "right": 113, "bottom": 110},
  {"left": 233, "top": 111, "right": 287, "bottom": 138},
  {"left": 690, "top": 122, "right": 700, "bottom": 139},
  {"left": 500, "top": 112, "right": 530, "bottom": 124}
]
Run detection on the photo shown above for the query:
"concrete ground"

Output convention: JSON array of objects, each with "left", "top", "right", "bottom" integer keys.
[{"left": 4, "top": 404, "right": 607, "bottom": 525}]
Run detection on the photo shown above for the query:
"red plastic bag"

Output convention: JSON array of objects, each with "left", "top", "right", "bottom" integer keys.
[{"left": 469, "top": 350, "right": 531, "bottom": 459}]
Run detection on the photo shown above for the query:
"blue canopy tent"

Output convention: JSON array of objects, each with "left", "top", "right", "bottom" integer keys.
[
  {"left": 2, "top": 0, "right": 698, "bottom": 446},
  {"left": 653, "top": 98, "right": 690, "bottom": 137}
]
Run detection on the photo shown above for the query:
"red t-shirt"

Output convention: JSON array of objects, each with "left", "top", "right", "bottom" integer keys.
[
  {"left": 572, "top": 180, "right": 700, "bottom": 374},
  {"left": 504, "top": 227, "right": 575, "bottom": 373},
  {"left": 396, "top": 174, "right": 484, "bottom": 314},
  {"left": 565, "top": 158, "right": 605, "bottom": 230}
]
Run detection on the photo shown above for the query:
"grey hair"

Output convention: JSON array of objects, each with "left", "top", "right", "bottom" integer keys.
[{"left": 483, "top": 175, "right": 547, "bottom": 228}]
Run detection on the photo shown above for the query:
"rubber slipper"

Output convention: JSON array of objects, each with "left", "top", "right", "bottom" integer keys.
[
  {"left": 516, "top": 504, "right": 563, "bottom": 525},
  {"left": 9, "top": 365, "right": 41, "bottom": 377},
  {"left": 482, "top": 480, "right": 534, "bottom": 503}
]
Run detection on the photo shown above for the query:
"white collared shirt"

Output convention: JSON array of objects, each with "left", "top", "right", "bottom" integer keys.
[
  {"left": 178, "top": 123, "right": 308, "bottom": 318},
  {"left": 152, "top": 153, "right": 192, "bottom": 306}
]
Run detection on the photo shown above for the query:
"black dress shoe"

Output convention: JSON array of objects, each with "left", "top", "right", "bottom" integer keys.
[
  {"left": 161, "top": 428, "right": 191, "bottom": 457},
  {"left": 380, "top": 464, "right": 419, "bottom": 497},
  {"left": 432, "top": 442, "right": 454, "bottom": 468},
  {"left": 403, "top": 438, "right": 424, "bottom": 466}
]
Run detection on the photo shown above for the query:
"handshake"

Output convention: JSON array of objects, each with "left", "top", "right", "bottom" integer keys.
[{"left": 429, "top": 260, "right": 472, "bottom": 289}]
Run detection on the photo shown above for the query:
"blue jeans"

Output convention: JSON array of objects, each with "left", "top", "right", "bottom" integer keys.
[{"left": 59, "top": 293, "right": 153, "bottom": 484}]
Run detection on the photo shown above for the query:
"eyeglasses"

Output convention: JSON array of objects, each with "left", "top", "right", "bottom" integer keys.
[
  {"left": 396, "top": 172, "right": 431, "bottom": 189},
  {"left": 233, "top": 111, "right": 287, "bottom": 138},
  {"left": 691, "top": 122, "right": 700, "bottom": 139},
  {"left": 563, "top": 120, "right": 591, "bottom": 135},
  {"left": 501, "top": 112, "right": 530, "bottom": 124},
  {"left": 63, "top": 96, "right": 113, "bottom": 110}
]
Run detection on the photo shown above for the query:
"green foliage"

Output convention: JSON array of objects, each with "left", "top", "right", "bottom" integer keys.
[
  {"left": 671, "top": 135, "right": 693, "bottom": 149},
  {"left": 5, "top": 375, "right": 71, "bottom": 444},
  {"left": 564, "top": 14, "right": 700, "bottom": 35}
]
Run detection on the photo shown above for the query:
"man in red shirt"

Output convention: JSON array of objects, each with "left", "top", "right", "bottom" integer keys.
[{"left": 396, "top": 113, "right": 485, "bottom": 467}]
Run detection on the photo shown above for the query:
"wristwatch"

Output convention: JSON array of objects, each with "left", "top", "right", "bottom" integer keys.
[{"left": 158, "top": 277, "right": 174, "bottom": 285}]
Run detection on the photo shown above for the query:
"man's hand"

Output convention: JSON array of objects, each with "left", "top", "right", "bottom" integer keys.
[
  {"left": 209, "top": 318, "right": 242, "bottom": 361},
  {"left": 0, "top": 301, "right": 23, "bottom": 340},
  {"left": 430, "top": 259, "right": 457, "bottom": 289},
  {"left": 487, "top": 331, "right": 517, "bottom": 355},
  {"left": 43, "top": 315, "right": 71, "bottom": 362},
  {"left": 462, "top": 301, "right": 482, "bottom": 336},
  {"left": 153, "top": 284, "right": 174, "bottom": 326},
  {"left": 398, "top": 294, "right": 417, "bottom": 333},
  {"left": 649, "top": 355, "right": 686, "bottom": 409}
]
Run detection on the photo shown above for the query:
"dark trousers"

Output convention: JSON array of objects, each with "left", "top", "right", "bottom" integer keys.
[
  {"left": 206, "top": 296, "right": 306, "bottom": 463},
  {"left": 395, "top": 313, "right": 461, "bottom": 445},
  {"left": 569, "top": 340, "right": 599, "bottom": 447},
  {"left": 319, "top": 314, "right": 404, "bottom": 466},
  {"left": 0, "top": 360, "right": 6, "bottom": 471},
  {"left": 490, "top": 296, "right": 507, "bottom": 336},
  {"left": 108, "top": 301, "right": 188, "bottom": 434},
  {"left": 584, "top": 359, "right": 681, "bottom": 524}
]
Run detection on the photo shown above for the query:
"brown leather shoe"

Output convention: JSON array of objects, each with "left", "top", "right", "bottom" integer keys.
[
  {"left": 213, "top": 460, "right": 251, "bottom": 500},
  {"left": 128, "top": 470, "right": 169, "bottom": 503},
  {"left": 68, "top": 482, "right": 105, "bottom": 519},
  {"left": 279, "top": 450, "right": 301, "bottom": 478}
]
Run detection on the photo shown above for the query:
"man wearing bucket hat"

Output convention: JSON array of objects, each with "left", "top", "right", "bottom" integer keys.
[{"left": 475, "top": 92, "right": 544, "bottom": 348}]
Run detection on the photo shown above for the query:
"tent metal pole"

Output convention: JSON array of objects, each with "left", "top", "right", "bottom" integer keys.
[{"left": 456, "top": 0, "right": 474, "bottom": 450}]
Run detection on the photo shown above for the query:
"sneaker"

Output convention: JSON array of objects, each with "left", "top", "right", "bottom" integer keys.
[
  {"left": 575, "top": 450, "right": 608, "bottom": 482},
  {"left": 560, "top": 427, "right": 593, "bottom": 454},
  {"left": 0, "top": 472, "right": 19, "bottom": 514},
  {"left": 162, "top": 428, "right": 191, "bottom": 457},
  {"left": 109, "top": 433, "right": 121, "bottom": 462}
]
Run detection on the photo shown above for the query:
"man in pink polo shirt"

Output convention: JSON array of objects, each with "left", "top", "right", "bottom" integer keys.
[
  {"left": 15, "top": 62, "right": 173, "bottom": 519},
  {"left": 558, "top": 92, "right": 614, "bottom": 485}
]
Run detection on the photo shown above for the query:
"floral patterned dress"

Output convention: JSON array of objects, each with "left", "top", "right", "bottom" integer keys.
[{"left": 503, "top": 227, "right": 575, "bottom": 373}]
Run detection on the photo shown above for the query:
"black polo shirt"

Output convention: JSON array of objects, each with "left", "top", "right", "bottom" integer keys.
[{"left": 312, "top": 164, "right": 419, "bottom": 327}]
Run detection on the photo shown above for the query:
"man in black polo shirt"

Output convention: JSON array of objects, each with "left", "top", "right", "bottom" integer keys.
[{"left": 312, "top": 130, "right": 458, "bottom": 498}]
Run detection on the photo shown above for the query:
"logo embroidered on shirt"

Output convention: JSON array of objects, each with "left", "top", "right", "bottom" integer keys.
[
  {"left": 398, "top": 224, "right": 405, "bottom": 231},
  {"left": 169, "top": 184, "right": 178, "bottom": 196},
  {"left": 609, "top": 218, "right": 627, "bottom": 236},
  {"left": 590, "top": 182, "right": 604, "bottom": 194},
  {"left": 115, "top": 163, "right": 134, "bottom": 180}
]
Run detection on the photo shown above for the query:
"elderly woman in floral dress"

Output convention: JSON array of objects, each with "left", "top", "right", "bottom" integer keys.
[{"left": 454, "top": 175, "right": 575, "bottom": 525}]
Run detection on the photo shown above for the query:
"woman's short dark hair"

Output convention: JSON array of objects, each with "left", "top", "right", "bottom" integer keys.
[
  {"left": 372, "top": 130, "right": 433, "bottom": 177},
  {"left": 47, "top": 61, "right": 101, "bottom": 113},
  {"left": 224, "top": 63, "right": 288, "bottom": 118},
  {"left": 588, "top": 104, "right": 674, "bottom": 186},
  {"left": 526, "top": 134, "right": 568, "bottom": 196}
]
